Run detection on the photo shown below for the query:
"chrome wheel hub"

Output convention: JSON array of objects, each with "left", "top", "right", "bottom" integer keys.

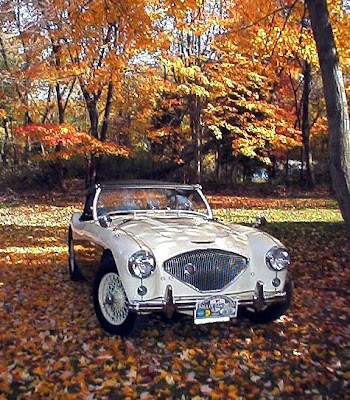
[{"left": 98, "top": 272, "right": 128, "bottom": 325}]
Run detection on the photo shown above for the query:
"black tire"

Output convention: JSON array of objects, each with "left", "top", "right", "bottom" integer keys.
[
  {"left": 93, "top": 253, "right": 136, "bottom": 336},
  {"left": 244, "top": 279, "right": 293, "bottom": 324},
  {"left": 68, "top": 226, "right": 83, "bottom": 281}
]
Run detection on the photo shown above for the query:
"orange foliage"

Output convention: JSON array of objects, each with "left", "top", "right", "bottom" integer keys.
[{"left": 15, "top": 123, "right": 130, "bottom": 160}]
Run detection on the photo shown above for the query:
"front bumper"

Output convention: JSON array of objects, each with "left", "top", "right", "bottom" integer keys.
[{"left": 129, "top": 281, "right": 288, "bottom": 315}]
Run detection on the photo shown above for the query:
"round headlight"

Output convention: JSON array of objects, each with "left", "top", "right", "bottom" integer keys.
[
  {"left": 266, "top": 247, "right": 290, "bottom": 271},
  {"left": 128, "top": 250, "right": 156, "bottom": 278}
]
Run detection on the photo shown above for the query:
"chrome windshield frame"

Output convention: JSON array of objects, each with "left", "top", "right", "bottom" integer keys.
[{"left": 92, "top": 183, "right": 213, "bottom": 221}]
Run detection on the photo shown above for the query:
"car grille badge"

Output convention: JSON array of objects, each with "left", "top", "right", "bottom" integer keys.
[{"left": 184, "top": 263, "right": 196, "bottom": 276}]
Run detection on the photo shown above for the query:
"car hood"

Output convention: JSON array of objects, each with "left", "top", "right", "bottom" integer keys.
[{"left": 115, "top": 216, "right": 251, "bottom": 258}]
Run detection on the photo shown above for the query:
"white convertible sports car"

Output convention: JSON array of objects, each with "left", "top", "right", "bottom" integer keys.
[{"left": 68, "top": 181, "right": 292, "bottom": 336}]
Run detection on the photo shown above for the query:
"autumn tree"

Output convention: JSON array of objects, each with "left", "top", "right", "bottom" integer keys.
[
  {"left": 148, "top": 0, "right": 302, "bottom": 184},
  {"left": 305, "top": 0, "right": 350, "bottom": 232},
  {"left": 51, "top": 0, "right": 154, "bottom": 185},
  {"left": 0, "top": 0, "right": 155, "bottom": 188}
]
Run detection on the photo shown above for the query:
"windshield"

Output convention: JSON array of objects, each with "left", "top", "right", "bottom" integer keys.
[{"left": 96, "top": 186, "right": 211, "bottom": 218}]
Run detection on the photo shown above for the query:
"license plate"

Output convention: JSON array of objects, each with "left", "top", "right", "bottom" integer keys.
[{"left": 194, "top": 295, "right": 238, "bottom": 325}]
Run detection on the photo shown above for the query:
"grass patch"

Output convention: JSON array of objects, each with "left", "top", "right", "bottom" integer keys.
[{"left": 214, "top": 207, "right": 343, "bottom": 225}]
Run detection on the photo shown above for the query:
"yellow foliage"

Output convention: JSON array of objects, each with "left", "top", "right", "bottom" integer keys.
[{"left": 0, "top": 109, "right": 6, "bottom": 119}]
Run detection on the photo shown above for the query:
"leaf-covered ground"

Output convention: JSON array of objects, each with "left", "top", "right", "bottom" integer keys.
[{"left": 0, "top": 191, "right": 349, "bottom": 399}]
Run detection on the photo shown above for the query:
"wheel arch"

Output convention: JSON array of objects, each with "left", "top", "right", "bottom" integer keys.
[
  {"left": 93, "top": 253, "right": 137, "bottom": 336},
  {"left": 67, "top": 224, "right": 84, "bottom": 281},
  {"left": 100, "top": 248, "right": 118, "bottom": 270}
]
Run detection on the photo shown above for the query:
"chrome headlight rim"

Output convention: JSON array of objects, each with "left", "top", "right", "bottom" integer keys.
[
  {"left": 266, "top": 246, "right": 290, "bottom": 271},
  {"left": 128, "top": 250, "right": 156, "bottom": 278}
]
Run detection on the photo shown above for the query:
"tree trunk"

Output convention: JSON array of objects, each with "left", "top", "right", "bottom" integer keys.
[
  {"left": 82, "top": 92, "right": 100, "bottom": 187},
  {"left": 189, "top": 94, "right": 203, "bottom": 183},
  {"left": 95, "top": 82, "right": 114, "bottom": 182},
  {"left": 299, "top": 147, "right": 304, "bottom": 187},
  {"left": 1, "top": 119, "right": 10, "bottom": 166},
  {"left": 196, "top": 126, "right": 202, "bottom": 184},
  {"left": 88, "top": 156, "right": 97, "bottom": 187},
  {"left": 54, "top": 148, "right": 68, "bottom": 192},
  {"left": 56, "top": 83, "right": 65, "bottom": 124},
  {"left": 52, "top": 44, "right": 65, "bottom": 125},
  {"left": 301, "top": 61, "right": 315, "bottom": 189},
  {"left": 100, "top": 82, "right": 113, "bottom": 142},
  {"left": 54, "top": 80, "right": 68, "bottom": 192},
  {"left": 285, "top": 151, "right": 290, "bottom": 188},
  {"left": 52, "top": 49, "right": 67, "bottom": 192},
  {"left": 306, "top": 0, "right": 350, "bottom": 232},
  {"left": 268, "top": 155, "right": 276, "bottom": 182},
  {"left": 87, "top": 102, "right": 99, "bottom": 140},
  {"left": 215, "top": 143, "right": 220, "bottom": 184}
]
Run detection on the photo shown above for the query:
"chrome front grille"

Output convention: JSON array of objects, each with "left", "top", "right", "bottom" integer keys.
[{"left": 163, "top": 249, "right": 248, "bottom": 291}]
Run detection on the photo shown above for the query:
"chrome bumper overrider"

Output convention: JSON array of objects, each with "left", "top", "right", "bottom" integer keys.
[{"left": 129, "top": 281, "right": 287, "bottom": 315}]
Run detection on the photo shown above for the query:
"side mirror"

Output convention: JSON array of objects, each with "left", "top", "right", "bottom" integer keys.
[
  {"left": 98, "top": 213, "right": 112, "bottom": 228},
  {"left": 252, "top": 216, "right": 267, "bottom": 229}
]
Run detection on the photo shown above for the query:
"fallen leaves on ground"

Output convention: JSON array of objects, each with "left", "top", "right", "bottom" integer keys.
[{"left": 0, "top": 192, "right": 349, "bottom": 399}]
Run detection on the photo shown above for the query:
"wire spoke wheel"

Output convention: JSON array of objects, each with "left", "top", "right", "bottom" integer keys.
[
  {"left": 93, "top": 253, "right": 137, "bottom": 336},
  {"left": 98, "top": 272, "right": 129, "bottom": 326}
]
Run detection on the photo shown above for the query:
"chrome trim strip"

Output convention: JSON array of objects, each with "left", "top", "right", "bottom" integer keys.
[
  {"left": 100, "top": 183, "right": 201, "bottom": 190},
  {"left": 196, "top": 187, "right": 213, "bottom": 219},
  {"left": 92, "top": 186, "right": 102, "bottom": 221}
]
